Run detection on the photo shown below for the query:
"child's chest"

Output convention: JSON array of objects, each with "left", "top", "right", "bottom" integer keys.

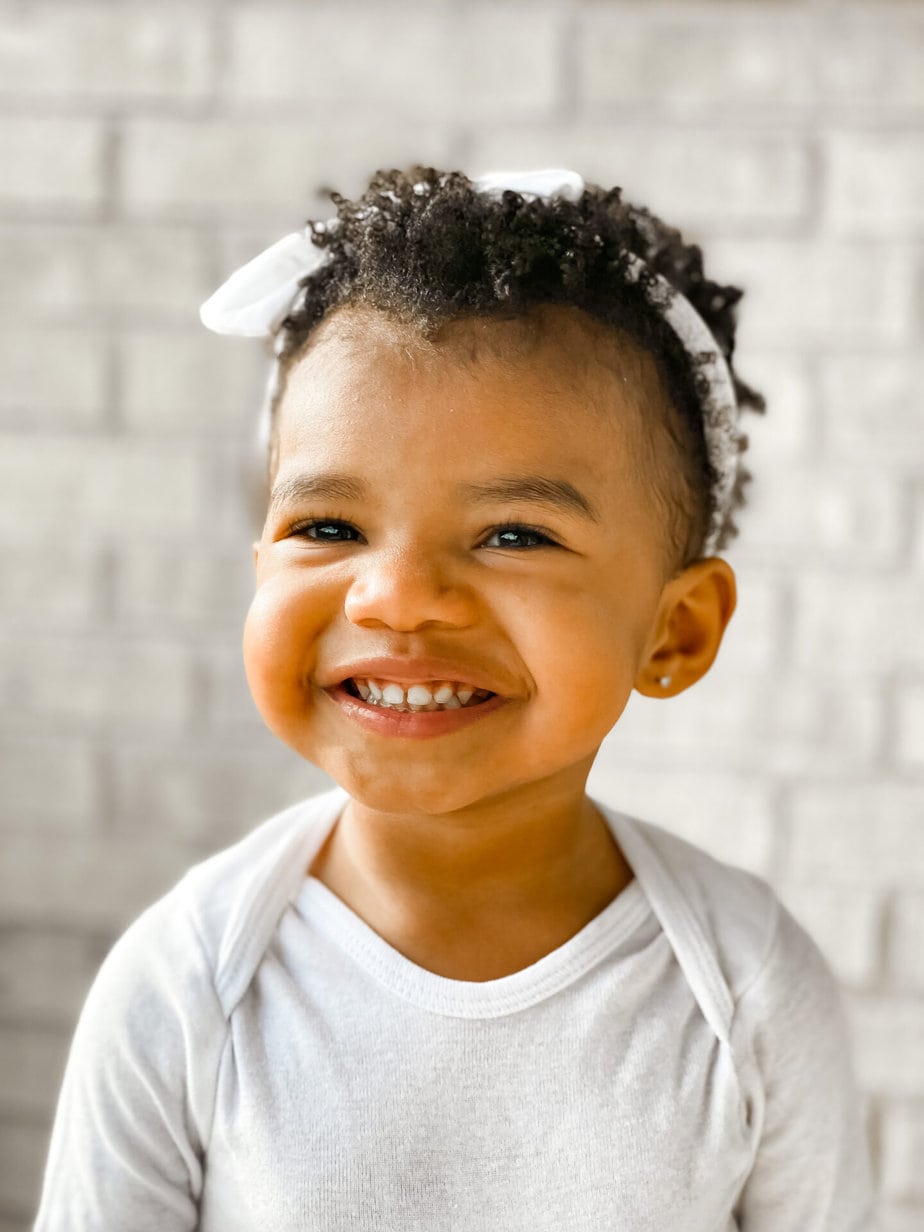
[{"left": 198, "top": 933, "right": 753, "bottom": 1231}]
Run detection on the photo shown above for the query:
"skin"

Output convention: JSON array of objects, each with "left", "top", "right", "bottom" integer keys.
[{"left": 243, "top": 303, "right": 736, "bottom": 981}]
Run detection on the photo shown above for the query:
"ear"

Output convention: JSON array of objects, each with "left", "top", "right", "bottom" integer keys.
[{"left": 634, "top": 557, "right": 737, "bottom": 698}]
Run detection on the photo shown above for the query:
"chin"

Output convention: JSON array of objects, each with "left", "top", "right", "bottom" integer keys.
[{"left": 322, "top": 760, "right": 493, "bottom": 819}]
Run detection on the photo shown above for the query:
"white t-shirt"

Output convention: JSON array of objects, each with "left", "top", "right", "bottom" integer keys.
[{"left": 33, "top": 786, "right": 876, "bottom": 1230}]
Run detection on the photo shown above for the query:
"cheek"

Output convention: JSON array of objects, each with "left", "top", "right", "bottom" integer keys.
[
  {"left": 242, "top": 575, "right": 324, "bottom": 722},
  {"left": 520, "top": 587, "right": 647, "bottom": 724}
]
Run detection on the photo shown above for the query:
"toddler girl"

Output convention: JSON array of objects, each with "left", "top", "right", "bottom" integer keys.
[{"left": 34, "top": 166, "right": 875, "bottom": 1230}]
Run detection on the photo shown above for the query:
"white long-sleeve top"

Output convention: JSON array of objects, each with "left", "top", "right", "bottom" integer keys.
[{"left": 33, "top": 786, "right": 876, "bottom": 1230}]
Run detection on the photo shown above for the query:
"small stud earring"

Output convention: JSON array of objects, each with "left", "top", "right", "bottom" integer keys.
[{"left": 658, "top": 676, "right": 672, "bottom": 687}]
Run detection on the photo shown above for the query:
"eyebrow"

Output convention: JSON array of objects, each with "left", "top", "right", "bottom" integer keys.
[
  {"left": 456, "top": 476, "right": 600, "bottom": 523},
  {"left": 268, "top": 471, "right": 367, "bottom": 517},
  {"left": 268, "top": 470, "right": 600, "bottom": 523}
]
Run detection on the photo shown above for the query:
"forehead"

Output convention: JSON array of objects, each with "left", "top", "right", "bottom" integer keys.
[{"left": 274, "top": 303, "right": 664, "bottom": 466}]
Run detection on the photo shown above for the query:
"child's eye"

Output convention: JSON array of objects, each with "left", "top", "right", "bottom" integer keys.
[
  {"left": 287, "top": 519, "right": 363, "bottom": 543},
  {"left": 283, "top": 519, "right": 557, "bottom": 550},
  {"left": 481, "top": 524, "right": 557, "bottom": 550}
]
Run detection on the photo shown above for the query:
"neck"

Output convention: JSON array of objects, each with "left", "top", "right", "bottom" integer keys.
[{"left": 309, "top": 770, "right": 632, "bottom": 935}]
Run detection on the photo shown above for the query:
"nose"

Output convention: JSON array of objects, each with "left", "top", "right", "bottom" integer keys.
[{"left": 343, "top": 543, "right": 476, "bottom": 632}]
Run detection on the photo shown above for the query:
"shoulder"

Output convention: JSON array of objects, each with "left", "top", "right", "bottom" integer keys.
[
  {"left": 624, "top": 812, "right": 845, "bottom": 1014},
  {"left": 609, "top": 810, "right": 784, "bottom": 1004},
  {"left": 65, "top": 786, "right": 347, "bottom": 1130},
  {"left": 97, "top": 784, "right": 348, "bottom": 1020}
]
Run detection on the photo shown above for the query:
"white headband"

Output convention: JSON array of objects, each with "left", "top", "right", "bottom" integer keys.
[{"left": 200, "top": 168, "right": 739, "bottom": 557}]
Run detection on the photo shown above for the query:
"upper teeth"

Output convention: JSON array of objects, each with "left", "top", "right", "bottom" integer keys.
[{"left": 352, "top": 678, "right": 485, "bottom": 710}]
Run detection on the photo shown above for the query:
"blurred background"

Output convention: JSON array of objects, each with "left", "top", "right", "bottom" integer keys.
[{"left": 1, "top": 0, "right": 922, "bottom": 1226}]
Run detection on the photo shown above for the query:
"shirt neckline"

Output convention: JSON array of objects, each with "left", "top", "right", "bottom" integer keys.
[{"left": 293, "top": 796, "right": 653, "bottom": 1019}]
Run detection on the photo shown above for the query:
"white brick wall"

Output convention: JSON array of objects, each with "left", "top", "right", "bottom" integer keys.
[
  {"left": 0, "top": 330, "right": 107, "bottom": 426},
  {"left": 0, "top": 739, "right": 99, "bottom": 827},
  {"left": 576, "top": 13, "right": 815, "bottom": 110},
  {"left": 0, "top": 927, "right": 111, "bottom": 1022},
  {"left": 0, "top": 1027, "right": 71, "bottom": 1117},
  {"left": 793, "top": 576, "right": 924, "bottom": 673},
  {"left": 851, "top": 995, "right": 924, "bottom": 1096},
  {"left": 826, "top": 133, "right": 924, "bottom": 235},
  {"left": 0, "top": 1125, "right": 50, "bottom": 1221},
  {"left": 881, "top": 1103, "right": 924, "bottom": 1201},
  {"left": 109, "top": 741, "right": 329, "bottom": 846},
  {"left": 0, "top": 5, "right": 213, "bottom": 101},
  {"left": 0, "top": 636, "right": 195, "bottom": 729},
  {"left": 470, "top": 127, "right": 812, "bottom": 231},
  {"left": 0, "top": 438, "right": 204, "bottom": 536},
  {"left": 896, "top": 687, "right": 924, "bottom": 769},
  {"left": 880, "top": 1204, "right": 924, "bottom": 1232},
  {"left": 113, "top": 546, "right": 251, "bottom": 627},
  {"left": 821, "top": 14, "right": 924, "bottom": 108},
  {"left": 820, "top": 356, "right": 924, "bottom": 464},
  {"left": 788, "top": 785, "right": 924, "bottom": 883},
  {"left": 0, "top": 830, "right": 198, "bottom": 931},
  {"left": 226, "top": 6, "right": 563, "bottom": 118},
  {"left": 0, "top": 118, "right": 105, "bottom": 212},
  {"left": 704, "top": 239, "right": 916, "bottom": 346},
  {"left": 731, "top": 464, "right": 903, "bottom": 565},
  {"left": 0, "top": 545, "right": 103, "bottom": 629},
  {"left": 0, "top": 225, "right": 210, "bottom": 321},
  {"left": 775, "top": 881, "right": 882, "bottom": 987},
  {"left": 889, "top": 893, "right": 924, "bottom": 988},
  {"left": 0, "top": 1, "right": 921, "bottom": 1226},
  {"left": 585, "top": 761, "right": 777, "bottom": 874},
  {"left": 120, "top": 332, "right": 262, "bottom": 431},
  {"left": 608, "top": 673, "right": 883, "bottom": 776},
  {"left": 119, "top": 118, "right": 458, "bottom": 221}
]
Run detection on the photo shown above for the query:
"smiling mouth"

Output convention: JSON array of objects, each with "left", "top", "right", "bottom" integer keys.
[{"left": 341, "top": 677, "right": 496, "bottom": 712}]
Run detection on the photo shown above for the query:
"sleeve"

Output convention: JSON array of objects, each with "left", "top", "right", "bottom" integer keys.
[
  {"left": 733, "top": 901, "right": 878, "bottom": 1232},
  {"left": 32, "top": 887, "right": 228, "bottom": 1232}
]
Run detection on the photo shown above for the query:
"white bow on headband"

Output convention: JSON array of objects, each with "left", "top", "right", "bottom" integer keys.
[{"left": 199, "top": 168, "right": 739, "bottom": 556}]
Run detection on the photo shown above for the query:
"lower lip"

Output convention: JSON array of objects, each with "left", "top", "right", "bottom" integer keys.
[{"left": 324, "top": 684, "right": 508, "bottom": 739}]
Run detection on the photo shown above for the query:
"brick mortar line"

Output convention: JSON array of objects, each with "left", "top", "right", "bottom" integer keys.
[
  {"left": 0, "top": 2, "right": 919, "bottom": 28},
  {"left": 880, "top": 892, "right": 902, "bottom": 993},
  {"left": 764, "top": 778, "right": 792, "bottom": 883},
  {"left": 208, "top": 0, "right": 232, "bottom": 117},
  {"left": 0, "top": 99, "right": 922, "bottom": 129},
  {"left": 1, "top": 112, "right": 922, "bottom": 151},
  {"left": 554, "top": 6, "right": 581, "bottom": 124}
]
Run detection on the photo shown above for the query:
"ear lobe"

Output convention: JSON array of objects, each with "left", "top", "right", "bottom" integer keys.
[{"left": 635, "top": 557, "right": 737, "bottom": 698}]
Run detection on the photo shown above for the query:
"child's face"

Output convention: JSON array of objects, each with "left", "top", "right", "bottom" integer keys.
[{"left": 244, "top": 304, "right": 715, "bottom": 818}]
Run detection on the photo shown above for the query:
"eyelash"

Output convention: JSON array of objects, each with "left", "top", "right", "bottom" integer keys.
[{"left": 285, "top": 518, "right": 558, "bottom": 550}]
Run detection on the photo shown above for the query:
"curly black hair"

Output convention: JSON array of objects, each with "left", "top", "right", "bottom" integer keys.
[{"left": 269, "top": 165, "right": 765, "bottom": 574}]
